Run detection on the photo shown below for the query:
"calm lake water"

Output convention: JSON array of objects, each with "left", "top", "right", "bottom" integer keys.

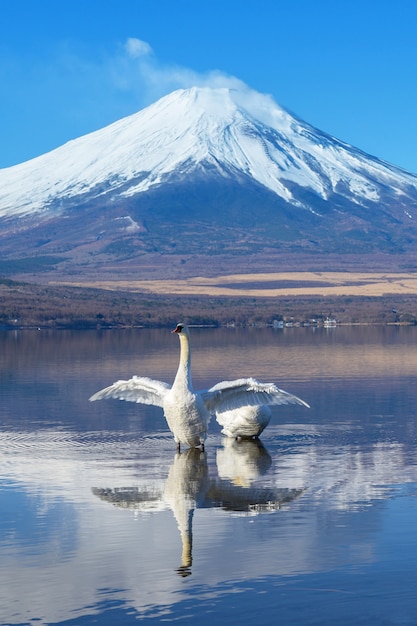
[{"left": 1, "top": 325, "right": 417, "bottom": 625}]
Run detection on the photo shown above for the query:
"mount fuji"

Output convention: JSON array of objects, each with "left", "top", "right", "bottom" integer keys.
[{"left": 1, "top": 86, "right": 417, "bottom": 274}]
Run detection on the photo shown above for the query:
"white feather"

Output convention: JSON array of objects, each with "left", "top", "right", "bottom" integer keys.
[{"left": 89, "top": 376, "right": 170, "bottom": 407}]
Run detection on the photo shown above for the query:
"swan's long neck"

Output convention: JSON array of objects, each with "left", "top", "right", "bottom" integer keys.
[{"left": 174, "top": 332, "right": 192, "bottom": 389}]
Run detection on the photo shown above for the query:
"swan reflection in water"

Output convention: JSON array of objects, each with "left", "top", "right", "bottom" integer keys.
[
  {"left": 216, "top": 437, "right": 272, "bottom": 487},
  {"left": 93, "top": 441, "right": 302, "bottom": 577}
]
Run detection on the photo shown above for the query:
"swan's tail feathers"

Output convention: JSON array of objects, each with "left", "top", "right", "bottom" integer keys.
[
  {"left": 204, "top": 378, "right": 310, "bottom": 413},
  {"left": 89, "top": 376, "right": 171, "bottom": 408}
]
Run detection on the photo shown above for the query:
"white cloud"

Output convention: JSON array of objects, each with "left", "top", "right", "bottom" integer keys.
[
  {"left": 126, "top": 55, "right": 283, "bottom": 129},
  {"left": 119, "top": 39, "right": 254, "bottom": 108},
  {"left": 123, "top": 46, "right": 292, "bottom": 134},
  {"left": 124, "top": 37, "right": 153, "bottom": 58}
]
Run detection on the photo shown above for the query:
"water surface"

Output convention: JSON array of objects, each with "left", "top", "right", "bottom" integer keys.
[{"left": 1, "top": 326, "right": 417, "bottom": 625}]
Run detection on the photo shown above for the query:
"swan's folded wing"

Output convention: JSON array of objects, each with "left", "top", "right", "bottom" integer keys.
[
  {"left": 201, "top": 377, "right": 309, "bottom": 413},
  {"left": 89, "top": 376, "right": 170, "bottom": 407}
]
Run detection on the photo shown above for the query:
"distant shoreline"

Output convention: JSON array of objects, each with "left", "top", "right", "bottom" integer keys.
[{"left": 1, "top": 272, "right": 417, "bottom": 328}]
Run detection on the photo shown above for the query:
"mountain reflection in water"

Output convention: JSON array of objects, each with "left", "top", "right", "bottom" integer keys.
[{"left": 93, "top": 441, "right": 302, "bottom": 576}]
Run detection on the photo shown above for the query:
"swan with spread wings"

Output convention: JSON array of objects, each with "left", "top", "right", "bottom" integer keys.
[{"left": 89, "top": 323, "right": 309, "bottom": 450}]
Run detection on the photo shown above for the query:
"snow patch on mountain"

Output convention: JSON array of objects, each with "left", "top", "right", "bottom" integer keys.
[{"left": 114, "top": 215, "right": 144, "bottom": 233}]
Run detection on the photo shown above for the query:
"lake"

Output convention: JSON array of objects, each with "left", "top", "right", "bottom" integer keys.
[{"left": 1, "top": 325, "right": 417, "bottom": 625}]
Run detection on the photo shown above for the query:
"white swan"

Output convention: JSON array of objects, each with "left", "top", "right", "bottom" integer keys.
[
  {"left": 216, "top": 405, "right": 273, "bottom": 439},
  {"left": 89, "top": 323, "right": 309, "bottom": 450}
]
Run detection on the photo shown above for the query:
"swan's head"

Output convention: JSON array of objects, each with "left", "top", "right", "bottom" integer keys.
[{"left": 172, "top": 323, "right": 189, "bottom": 336}]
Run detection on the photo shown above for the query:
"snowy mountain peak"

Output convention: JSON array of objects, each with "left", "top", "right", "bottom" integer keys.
[{"left": 1, "top": 85, "right": 416, "bottom": 221}]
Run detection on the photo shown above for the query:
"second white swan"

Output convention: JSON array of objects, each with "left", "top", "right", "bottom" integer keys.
[{"left": 216, "top": 405, "right": 273, "bottom": 439}]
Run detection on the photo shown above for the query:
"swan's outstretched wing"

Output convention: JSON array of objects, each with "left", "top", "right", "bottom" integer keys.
[
  {"left": 89, "top": 376, "right": 171, "bottom": 408},
  {"left": 201, "top": 378, "right": 309, "bottom": 413}
]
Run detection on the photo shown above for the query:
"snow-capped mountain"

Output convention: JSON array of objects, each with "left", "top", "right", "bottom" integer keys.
[{"left": 1, "top": 86, "right": 417, "bottom": 264}]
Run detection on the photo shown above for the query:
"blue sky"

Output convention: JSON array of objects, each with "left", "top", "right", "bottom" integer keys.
[{"left": 1, "top": 0, "right": 417, "bottom": 172}]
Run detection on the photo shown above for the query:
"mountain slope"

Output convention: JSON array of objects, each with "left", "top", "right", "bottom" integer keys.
[{"left": 1, "top": 86, "right": 417, "bottom": 267}]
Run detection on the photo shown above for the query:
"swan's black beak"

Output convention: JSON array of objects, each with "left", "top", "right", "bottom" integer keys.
[{"left": 172, "top": 323, "right": 183, "bottom": 334}]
